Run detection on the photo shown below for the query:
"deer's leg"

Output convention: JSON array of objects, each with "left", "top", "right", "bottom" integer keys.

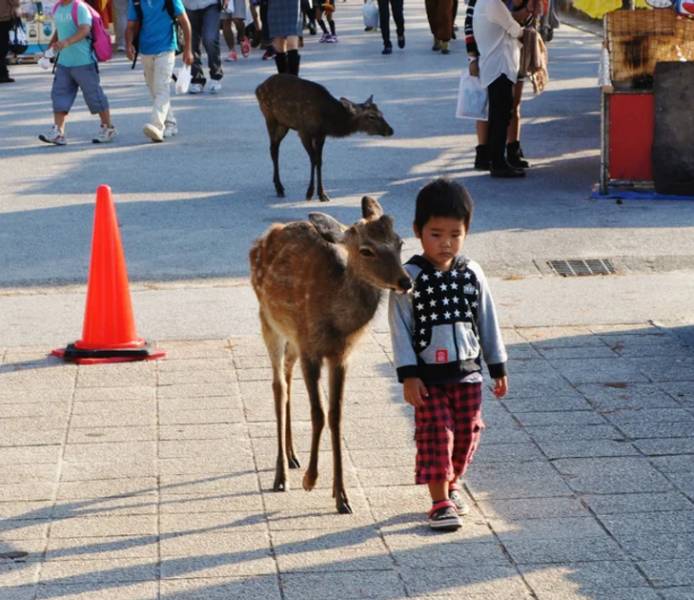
[
  {"left": 267, "top": 119, "right": 289, "bottom": 198},
  {"left": 284, "top": 343, "right": 300, "bottom": 469},
  {"left": 300, "top": 354, "right": 324, "bottom": 492},
  {"left": 327, "top": 356, "right": 351, "bottom": 514},
  {"left": 314, "top": 134, "right": 330, "bottom": 202},
  {"left": 298, "top": 131, "right": 316, "bottom": 200},
  {"left": 259, "top": 312, "right": 290, "bottom": 492}
]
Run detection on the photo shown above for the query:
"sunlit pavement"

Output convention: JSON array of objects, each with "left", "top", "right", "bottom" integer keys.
[{"left": 1, "top": 2, "right": 694, "bottom": 598}]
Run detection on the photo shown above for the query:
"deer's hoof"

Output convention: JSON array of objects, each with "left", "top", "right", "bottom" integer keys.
[
  {"left": 276, "top": 189, "right": 285, "bottom": 198},
  {"left": 288, "top": 456, "right": 301, "bottom": 469},
  {"left": 337, "top": 500, "right": 353, "bottom": 514},
  {"left": 305, "top": 188, "right": 314, "bottom": 200},
  {"left": 319, "top": 193, "right": 331, "bottom": 202},
  {"left": 273, "top": 477, "right": 288, "bottom": 492},
  {"left": 302, "top": 471, "right": 317, "bottom": 491}
]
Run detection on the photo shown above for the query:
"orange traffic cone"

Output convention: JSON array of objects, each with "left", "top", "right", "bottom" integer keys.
[{"left": 52, "top": 185, "right": 165, "bottom": 364}]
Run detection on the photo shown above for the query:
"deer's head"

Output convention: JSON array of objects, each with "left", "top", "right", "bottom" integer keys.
[
  {"left": 340, "top": 96, "right": 394, "bottom": 137},
  {"left": 309, "top": 197, "right": 411, "bottom": 294}
]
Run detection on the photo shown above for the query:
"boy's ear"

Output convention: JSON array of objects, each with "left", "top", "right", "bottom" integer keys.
[{"left": 412, "top": 223, "right": 421, "bottom": 239}]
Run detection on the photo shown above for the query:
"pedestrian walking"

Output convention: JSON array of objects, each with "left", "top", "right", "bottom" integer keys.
[
  {"left": 267, "top": 0, "right": 301, "bottom": 74},
  {"left": 38, "top": 0, "right": 116, "bottom": 145},
  {"left": 389, "top": 178, "right": 508, "bottom": 531},
  {"left": 472, "top": 0, "right": 531, "bottom": 177},
  {"left": 0, "top": 0, "right": 21, "bottom": 83},
  {"left": 376, "top": 0, "right": 403, "bottom": 54},
  {"left": 221, "top": 0, "right": 251, "bottom": 61},
  {"left": 184, "top": 0, "right": 223, "bottom": 93},
  {"left": 425, "top": 0, "right": 453, "bottom": 54},
  {"left": 125, "top": 0, "right": 193, "bottom": 142}
]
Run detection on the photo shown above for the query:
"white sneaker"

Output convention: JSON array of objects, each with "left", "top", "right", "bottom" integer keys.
[
  {"left": 188, "top": 83, "right": 204, "bottom": 94},
  {"left": 143, "top": 123, "right": 164, "bottom": 143},
  {"left": 163, "top": 121, "right": 178, "bottom": 138},
  {"left": 208, "top": 80, "right": 222, "bottom": 94},
  {"left": 92, "top": 124, "right": 117, "bottom": 144},
  {"left": 38, "top": 124, "right": 66, "bottom": 145}
]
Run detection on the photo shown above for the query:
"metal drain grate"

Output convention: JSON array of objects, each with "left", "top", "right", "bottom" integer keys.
[{"left": 547, "top": 259, "right": 616, "bottom": 277}]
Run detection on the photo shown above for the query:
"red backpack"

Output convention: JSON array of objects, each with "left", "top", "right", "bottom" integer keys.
[{"left": 52, "top": 0, "right": 113, "bottom": 62}]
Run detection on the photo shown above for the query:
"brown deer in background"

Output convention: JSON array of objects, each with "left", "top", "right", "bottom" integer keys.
[
  {"left": 249, "top": 197, "right": 411, "bottom": 514},
  {"left": 255, "top": 74, "right": 394, "bottom": 203}
]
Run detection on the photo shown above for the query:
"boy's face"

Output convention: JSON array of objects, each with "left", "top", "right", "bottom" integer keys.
[{"left": 414, "top": 216, "right": 466, "bottom": 271}]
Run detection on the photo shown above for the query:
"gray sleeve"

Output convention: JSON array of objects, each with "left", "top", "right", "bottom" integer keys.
[
  {"left": 470, "top": 261, "right": 508, "bottom": 377},
  {"left": 388, "top": 289, "right": 420, "bottom": 382}
]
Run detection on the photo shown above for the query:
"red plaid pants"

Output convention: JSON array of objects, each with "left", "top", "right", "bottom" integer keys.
[{"left": 414, "top": 382, "right": 483, "bottom": 485}]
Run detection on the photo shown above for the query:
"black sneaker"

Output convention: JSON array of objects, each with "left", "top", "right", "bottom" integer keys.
[
  {"left": 382, "top": 44, "right": 392, "bottom": 55},
  {"left": 397, "top": 34, "right": 405, "bottom": 49},
  {"left": 428, "top": 500, "right": 462, "bottom": 531},
  {"left": 449, "top": 488, "right": 470, "bottom": 516}
]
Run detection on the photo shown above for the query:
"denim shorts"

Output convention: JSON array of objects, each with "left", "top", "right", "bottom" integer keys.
[{"left": 51, "top": 63, "right": 109, "bottom": 114}]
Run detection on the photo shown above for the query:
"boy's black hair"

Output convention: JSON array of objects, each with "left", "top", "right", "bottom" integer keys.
[{"left": 414, "top": 178, "right": 474, "bottom": 232}]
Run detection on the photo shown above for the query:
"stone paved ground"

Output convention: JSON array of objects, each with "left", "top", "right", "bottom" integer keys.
[{"left": 2, "top": 322, "right": 694, "bottom": 600}]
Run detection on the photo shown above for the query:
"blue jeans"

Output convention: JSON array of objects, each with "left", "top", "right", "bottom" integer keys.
[{"left": 188, "top": 3, "right": 223, "bottom": 84}]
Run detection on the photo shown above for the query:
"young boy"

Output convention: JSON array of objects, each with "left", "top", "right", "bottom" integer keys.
[
  {"left": 125, "top": 0, "right": 193, "bottom": 142},
  {"left": 389, "top": 178, "right": 508, "bottom": 531},
  {"left": 39, "top": 0, "right": 116, "bottom": 145}
]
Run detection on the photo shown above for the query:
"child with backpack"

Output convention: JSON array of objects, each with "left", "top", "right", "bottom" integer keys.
[
  {"left": 389, "top": 178, "right": 508, "bottom": 531},
  {"left": 125, "top": 0, "right": 192, "bottom": 142},
  {"left": 39, "top": 0, "right": 116, "bottom": 145}
]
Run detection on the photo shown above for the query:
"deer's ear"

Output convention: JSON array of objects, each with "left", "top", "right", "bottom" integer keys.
[
  {"left": 364, "top": 94, "right": 374, "bottom": 106},
  {"left": 340, "top": 97, "right": 357, "bottom": 115},
  {"left": 308, "top": 212, "right": 346, "bottom": 243},
  {"left": 361, "top": 196, "right": 383, "bottom": 220}
]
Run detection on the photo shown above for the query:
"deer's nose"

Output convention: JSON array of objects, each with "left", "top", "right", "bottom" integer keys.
[{"left": 398, "top": 276, "right": 412, "bottom": 292}]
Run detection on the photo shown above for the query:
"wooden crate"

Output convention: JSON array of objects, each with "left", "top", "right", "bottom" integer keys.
[{"left": 605, "top": 9, "right": 694, "bottom": 90}]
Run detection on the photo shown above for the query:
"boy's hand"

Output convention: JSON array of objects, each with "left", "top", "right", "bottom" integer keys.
[
  {"left": 403, "top": 377, "right": 428, "bottom": 408},
  {"left": 492, "top": 376, "right": 508, "bottom": 398}
]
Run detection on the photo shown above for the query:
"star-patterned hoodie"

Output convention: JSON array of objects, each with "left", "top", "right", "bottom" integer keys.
[{"left": 388, "top": 254, "right": 507, "bottom": 384}]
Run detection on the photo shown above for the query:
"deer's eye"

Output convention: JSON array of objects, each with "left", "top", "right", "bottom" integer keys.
[{"left": 359, "top": 248, "right": 376, "bottom": 257}]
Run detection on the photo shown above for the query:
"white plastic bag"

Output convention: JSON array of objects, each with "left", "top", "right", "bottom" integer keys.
[
  {"left": 362, "top": 0, "right": 379, "bottom": 29},
  {"left": 455, "top": 72, "right": 488, "bottom": 121},
  {"left": 174, "top": 64, "right": 191, "bottom": 95}
]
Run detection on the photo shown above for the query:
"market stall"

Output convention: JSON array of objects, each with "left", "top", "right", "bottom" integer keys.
[{"left": 598, "top": 4, "right": 694, "bottom": 198}]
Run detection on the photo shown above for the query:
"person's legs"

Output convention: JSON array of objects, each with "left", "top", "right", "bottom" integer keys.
[
  {"left": 450, "top": 383, "right": 483, "bottom": 480},
  {"left": 188, "top": 8, "right": 206, "bottom": 85},
  {"left": 201, "top": 3, "right": 223, "bottom": 81},
  {"left": 488, "top": 74, "right": 523, "bottom": 176},
  {"left": 376, "top": 0, "right": 391, "bottom": 47},
  {"left": 0, "top": 20, "right": 12, "bottom": 81},
  {"left": 391, "top": 0, "right": 404, "bottom": 38},
  {"left": 273, "top": 36, "right": 288, "bottom": 72},
  {"left": 286, "top": 35, "right": 300, "bottom": 75},
  {"left": 474, "top": 120, "right": 490, "bottom": 170},
  {"left": 507, "top": 78, "right": 524, "bottom": 144},
  {"left": 113, "top": 0, "right": 128, "bottom": 49},
  {"left": 506, "top": 78, "right": 529, "bottom": 168},
  {"left": 50, "top": 65, "right": 79, "bottom": 132},
  {"left": 144, "top": 52, "right": 175, "bottom": 131},
  {"left": 415, "top": 384, "right": 461, "bottom": 530},
  {"left": 222, "top": 18, "right": 235, "bottom": 51}
]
